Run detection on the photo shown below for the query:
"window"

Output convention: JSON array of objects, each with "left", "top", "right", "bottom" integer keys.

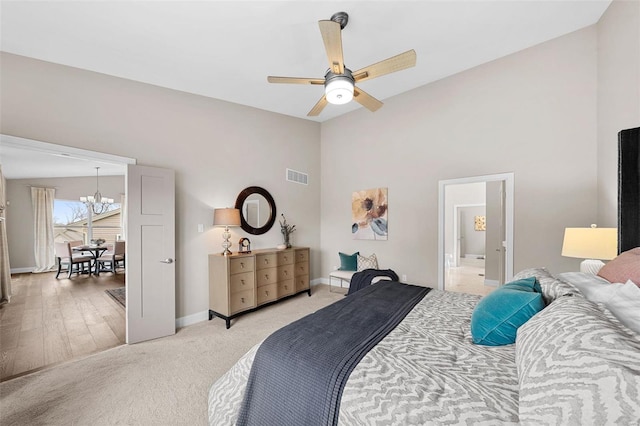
[{"left": 53, "top": 199, "right": 122, "bottom": 244}]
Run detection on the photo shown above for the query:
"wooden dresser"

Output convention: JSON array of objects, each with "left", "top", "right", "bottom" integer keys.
[{"left": 208, "top": 247, "right": 310, "bottom": 328}]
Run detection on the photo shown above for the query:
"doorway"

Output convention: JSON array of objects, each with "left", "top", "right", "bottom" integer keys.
[
  {"left": 437, "top": 173, "right": 514, "bottom": 293},
  {"left": 0, "top": 135, "right": 135, "bottom": 379}
]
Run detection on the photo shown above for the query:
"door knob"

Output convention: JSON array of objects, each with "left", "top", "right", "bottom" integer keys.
[{"left": 160, "top": 258, "right": 174, "bottom": 264}]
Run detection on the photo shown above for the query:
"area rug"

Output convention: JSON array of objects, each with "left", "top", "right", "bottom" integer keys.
[{"left": 105, "top": 287, "right": 126, "bottom": 308}]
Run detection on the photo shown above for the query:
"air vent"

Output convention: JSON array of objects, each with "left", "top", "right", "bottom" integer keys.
[{"left": 286, "top": 168, "right": 308, "bottom": 185}]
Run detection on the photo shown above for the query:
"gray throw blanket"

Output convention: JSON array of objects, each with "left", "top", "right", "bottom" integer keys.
[
  {"left": 347, "top": 268, "right": 399, "bottom": 295},
  {"left": 237, "top": 281, "right": 431, "bottom": 426}
]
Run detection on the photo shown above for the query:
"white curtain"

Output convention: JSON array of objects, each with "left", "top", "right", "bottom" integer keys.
[
  {"left": 31, "top": 187, "right": 56, "bottom": 273},
  {"left": 120, "top": 193, "right": 127, "bottom": 241},
  {"left": 0, "top": 166, "right": 11, "bottom": 304}
]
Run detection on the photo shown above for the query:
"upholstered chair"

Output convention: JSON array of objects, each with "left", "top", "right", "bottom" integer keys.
[
  {"left": 54, "top": 242, "right": 92, "bottom": 279},
  {"left": 96, "top": 241, "right": 125, "bottom": 275}
]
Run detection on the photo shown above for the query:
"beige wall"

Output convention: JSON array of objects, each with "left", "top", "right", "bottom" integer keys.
[
  {"left": 0, "top": 53, "right": 321, "bottom": 319},
  {"left": 320, "top": 26, "right": 599, "bottom": 285},
  {"left": 1, "top": 2, "right": 637, "bottom": 320},
  {"left": 5, "top": 175, "right": 124, "bottom": 269},
  {"left": 596, "top": 0, "right": 640, "bottom": 228}
]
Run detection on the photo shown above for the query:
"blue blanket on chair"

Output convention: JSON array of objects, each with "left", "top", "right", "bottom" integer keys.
[{"left": 237, "top": 280, "right": 430, "bottom": 426}]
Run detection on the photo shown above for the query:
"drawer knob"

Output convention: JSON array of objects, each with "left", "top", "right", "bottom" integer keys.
[
  {"left": 241, "top": 297, "right": 245, "bottom": 303},
  {"left": 264, "top": 259, "right": 268, "bottom": 264},
  {"left": 241, "top": 279, "right": 245, "bottom": 285},
  {"left": 240, "top": 263, "right": 244, "bottom": 269},
  {"left": 265, "top": 291, "right": 269, "bottom": 296},
  {"left": 284, "top": 285, "right": 288, "bottom": 290},
  {"left": 284, "top": 256, "right": 288, "bottom": 261},
  {"left": 265, "top": 274, "right": 269, "bottom": 280},
  {"left": 284, "top": 270, "right": 288, "bottom": 276}
]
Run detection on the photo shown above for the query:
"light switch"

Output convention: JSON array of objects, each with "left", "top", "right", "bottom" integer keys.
[{"left": 198, "top": 224, "right": 204, "bottom": 233}]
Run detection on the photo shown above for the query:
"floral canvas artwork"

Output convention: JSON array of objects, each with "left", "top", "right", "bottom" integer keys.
[{"left": 352, "top": 188, "right": 388, "bottom": 240}]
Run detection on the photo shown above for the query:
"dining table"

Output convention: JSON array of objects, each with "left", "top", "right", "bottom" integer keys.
[{"left": 72, "top": 244, "right": 109, "bottom": 275}]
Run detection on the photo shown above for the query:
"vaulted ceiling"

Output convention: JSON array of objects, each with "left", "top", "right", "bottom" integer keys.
[{"left": 1, "top": 1, "right": 611, "bottom": 123}]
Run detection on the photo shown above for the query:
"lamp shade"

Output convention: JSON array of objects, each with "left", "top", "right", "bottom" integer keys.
[
  {"left": 213, "top": 208, "right": 241, "bottom": 227},
  {"left": 561, "top": 226, "right": 618, "bottom": 260}
]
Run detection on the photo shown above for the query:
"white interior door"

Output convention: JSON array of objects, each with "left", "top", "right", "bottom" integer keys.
[{"left": 126, "top": 164, "right": 175, "bottom": 344}]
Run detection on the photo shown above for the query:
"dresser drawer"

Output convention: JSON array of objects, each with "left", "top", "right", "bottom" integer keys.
[
  {"left": 230, "top": 257, "right": 254, "bottom": 275},
  {"left": 295, "top": 261, "right": 309, "bottom": 276},
  {"left": 278, "top": 279, "right": 295, "bottom": 298},
  {"left": 230, "top": 289, "right": 255, "bottom": 315},
  {"left": 278, "top": 265, "right": 294, "bottom": 281},
  {"left": 230, "top": 271, "right": 254, "bottom": 294},
  {"left": 296, "top": 275, "right": 310, "bottom": 292},
  {"left": 257, "top": 284, "right": 277, "bottom": 305},
  {"left": 277, "top": 251, "right": 294, "bottom": 265},
  {"left": 256, "top": 266, "right": 278, "bottom": 287},
  {"left": 256, "top": 253, "right": 278, "bottom": 270},
  {"left": 295, "top": 249, "right": 309, "bottom": 263}
]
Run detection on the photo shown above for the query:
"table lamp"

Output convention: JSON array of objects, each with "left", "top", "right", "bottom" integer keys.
[
  {"left": 213, "top": 208, "right": 241, "bottom": 255},
  {"left": 561, "top": 224, "right": 618, "bottom": 274}
]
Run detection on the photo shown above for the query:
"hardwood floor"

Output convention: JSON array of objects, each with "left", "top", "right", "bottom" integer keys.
[{"left": 0, "top": 271, "right": 125, "bottom": 382}]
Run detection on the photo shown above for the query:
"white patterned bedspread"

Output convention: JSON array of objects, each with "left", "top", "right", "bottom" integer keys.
[{"left": 208, "top": 290, "right": 519, "bottom": 425}]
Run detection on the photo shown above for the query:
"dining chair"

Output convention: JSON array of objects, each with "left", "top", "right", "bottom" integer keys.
[
  {"left": 69, "top": 240, "right": 88, "bottom": 258},
  {"left": 55, "top": 242, "right": 93, "bottom": 279},
  {"left": 96, "top": 240, "right": 125, "bottom": 275}
]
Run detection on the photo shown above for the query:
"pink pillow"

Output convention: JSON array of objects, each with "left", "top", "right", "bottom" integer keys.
[{"left": 597, "top": 247, "right": 640, "bottom": 286}]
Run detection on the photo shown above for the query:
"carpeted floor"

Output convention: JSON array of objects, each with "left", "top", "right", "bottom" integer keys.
[
  {"left": 0, "top": 284, "right": 343, "bottom": 426},
  {"left": 105, "top": 287, "right": 126, "bottom": 308}
]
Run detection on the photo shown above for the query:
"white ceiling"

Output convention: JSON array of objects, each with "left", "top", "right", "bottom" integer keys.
[
  {"left": 0, "top": 1, "right": 611, "bottom": 179},
  {"left": 0, "top": 135, "right": 130, "bottom": 179},
  {"left": 1, "top": 0, "right": 611, "bottom": 124}
]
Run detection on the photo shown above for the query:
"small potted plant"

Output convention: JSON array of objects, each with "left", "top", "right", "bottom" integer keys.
[{"left": 279, "top": 214, "right": 296, "bottom": 249}]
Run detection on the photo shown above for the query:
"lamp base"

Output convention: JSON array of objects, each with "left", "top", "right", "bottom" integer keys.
[
  {"left": 580, "top": 259, "right": 605, "bottom": 275},
  {"left": 221, "top": 226, "right": 232, "bottom": 256}
]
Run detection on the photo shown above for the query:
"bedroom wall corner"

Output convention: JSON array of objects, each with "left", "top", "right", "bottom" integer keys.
[{"left": 319, "top": 26, "right": 599, "bottom": 284}]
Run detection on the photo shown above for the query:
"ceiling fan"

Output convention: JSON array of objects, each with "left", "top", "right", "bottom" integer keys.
[{"left": 267, "top": 12, "right": 417, "bottom": 117}]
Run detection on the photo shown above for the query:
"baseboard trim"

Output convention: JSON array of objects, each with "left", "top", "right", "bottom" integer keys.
[
  {"left": 10, "top": 267, "right": 34, "bottom": 274},
  {"left": 484, "top": 279, "right": 499, "bottom": 287},
  {"left": 311, "top": 277, "right": 328, "bottom": 286},
  {"left": 175, "top": 310, "right": 209, "bottom": 329}
]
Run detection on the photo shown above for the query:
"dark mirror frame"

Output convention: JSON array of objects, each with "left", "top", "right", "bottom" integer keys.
[{"left": 235, "top": 186, "right": 277, "bottom": 235}]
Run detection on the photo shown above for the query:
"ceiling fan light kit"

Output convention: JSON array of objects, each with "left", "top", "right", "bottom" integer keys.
[
  {"left": 325, "top": 69, "right": 354, "bottom": 105},
  {"left": 267, "top": 11, "right": 416, "bottom": 116}
]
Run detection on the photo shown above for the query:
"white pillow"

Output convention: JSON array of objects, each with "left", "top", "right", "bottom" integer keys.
[
  {"left": 558, "top": 273, "right": 640, "bottom": 334},
  {"left": 594, "top": 280, "right": 640, "bottom": 335}
]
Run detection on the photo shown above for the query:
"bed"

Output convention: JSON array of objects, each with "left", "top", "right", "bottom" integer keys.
[
  {"left": 209, "top": 127, "right": 640, "bottom": 425},
  {"left": 208, "top": 267, "right": 640, "bottom": 425}
]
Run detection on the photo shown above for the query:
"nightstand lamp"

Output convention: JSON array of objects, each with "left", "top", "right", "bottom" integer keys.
[
  {"left": 561, "top": 224, "right": 618, "bottom": 274},
  {"left": 213, "top": 208, "right": 241, "bottom": 256}
]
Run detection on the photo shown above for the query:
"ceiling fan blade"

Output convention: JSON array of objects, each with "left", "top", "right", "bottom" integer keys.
[
  {"left": 267, "top": 76, "right": 325, "bottom": 85},
  {"left": 318, "top": 20, "right": 344, "bottom": 75},
  {"left": 352, "top": 49, "right": 417, "bottom": 83},
  {"left": 308, "top": 95, "right": 328, "bottom": 116},
  {"left": 353, "top": 87, "right": 383, "bottom": 112}
]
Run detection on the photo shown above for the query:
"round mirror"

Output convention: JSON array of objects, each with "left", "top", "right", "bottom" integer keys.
[{"left": 235, "top": 186, "right": 276, "bottom": 235}]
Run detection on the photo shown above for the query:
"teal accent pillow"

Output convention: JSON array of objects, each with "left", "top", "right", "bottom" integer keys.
[
  {"left": 338, "top": 252, "right": 359, "bottom": 271},
  {"left": 502, "top": 276, "right": 542, "bottom": 293},
  {"left": 471, "top": 277, "right": 545, "bottom": 346}
]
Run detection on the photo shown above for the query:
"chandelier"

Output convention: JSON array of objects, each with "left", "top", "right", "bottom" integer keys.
[{"left": 80, "top": 167, "right": 114, "bottom": 215}]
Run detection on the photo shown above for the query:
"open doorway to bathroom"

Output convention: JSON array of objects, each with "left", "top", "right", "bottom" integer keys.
[{"left": 438, "top": 173, "right": 514, "bottom": 295}]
